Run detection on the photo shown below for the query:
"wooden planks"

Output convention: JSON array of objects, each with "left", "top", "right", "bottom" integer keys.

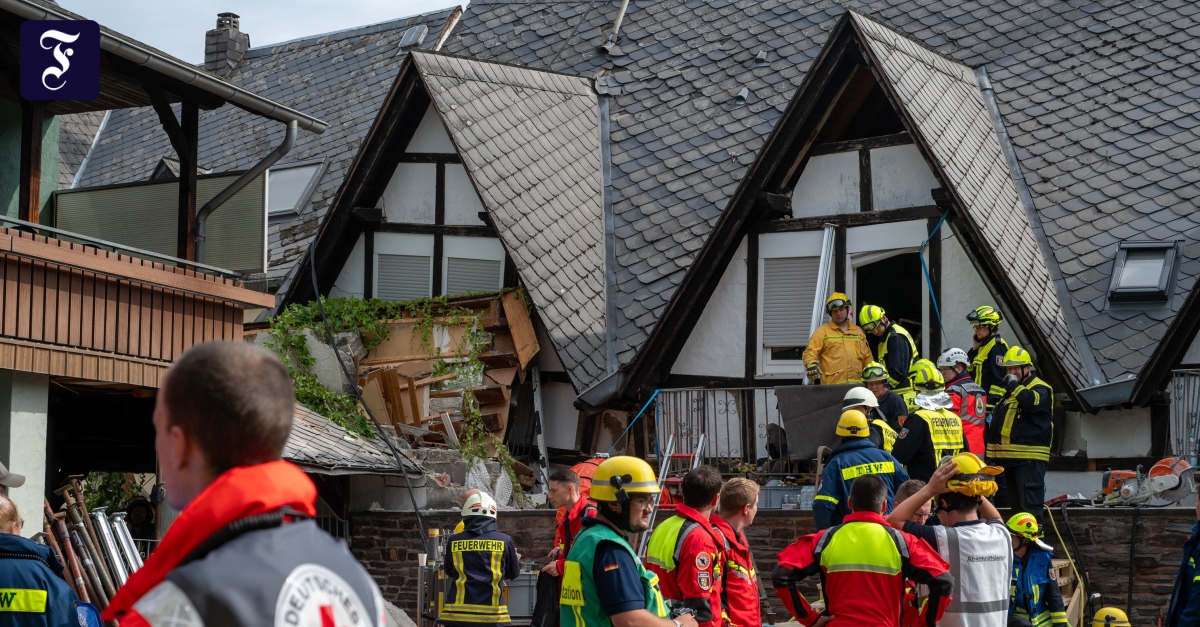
[{"left": 500, "top": 292, "right": 539, "bottom": 370}]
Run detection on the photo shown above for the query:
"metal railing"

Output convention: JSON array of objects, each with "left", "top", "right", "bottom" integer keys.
[
  {"left": 654, "top": 387, "right": 785, "bottom": 469},
  {"left": 316, "top": 497, "right": 351, "bottom": 545},
  {"left": 1170, "top": 370, "right": 1200, "bottom": 463}
]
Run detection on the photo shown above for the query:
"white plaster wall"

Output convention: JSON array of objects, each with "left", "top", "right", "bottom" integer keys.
[
  {"left": 1078, "top": 407, "right": 1152, "bottom": 457},
  {"left": 535, "top": 323, "right": 565, "bottom": 372},
  {"left": 1182, "top": 333, "right": 1200, "bottom": 365},
  {"left": 871, "top": 144, "right": 939, "bottom": 211},
  {"left": 939, "top": 227, "right": 1034, "bottom": 357},
  {"left": 382, "top": 163, "right": 436, "bottom": 224},
  {"left": 792, "top": 152, "right": 859, "bottom": 217},
  {"left": 445, "top": 164, "right": 487, "bottom": 226},
  {"left": 672, "top": 237, "right": 747, "bottom": 376},
  {"left": 0, "top": 371, "right": 48, "bottom": 537},
  {"left": 330, "top": 234, "right": 365, "bottom": 298},
  {"left": 542, "top": 382, "right": 581, "bottom": 450},
  {"left": 406, "top": 106, "right": 456, "bottom": 153}
]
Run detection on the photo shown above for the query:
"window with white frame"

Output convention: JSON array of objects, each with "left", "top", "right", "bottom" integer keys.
[
  {"left": 443, "top": 236, "right": 504, "bottom": 296},
  {"left": 267, "top": 160, "right": 325, "bottom": 216},
  {"left": 374, "top": 233, "right": 433, "bottom": 302},
  {"left": 758, "top": 231, "right": 825, "bottom": 376}
]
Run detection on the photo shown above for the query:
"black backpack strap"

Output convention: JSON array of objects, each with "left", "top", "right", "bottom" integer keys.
[{"left": 178, "top": 507, "right": 311, "bottom": 568}]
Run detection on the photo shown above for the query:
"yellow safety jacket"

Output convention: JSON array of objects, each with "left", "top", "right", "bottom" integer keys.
[
  {"left": 878, "top": 323, "right": 918, "bottom": 396},
  {"left": 913, "top": 408, "right": 965, "bottom": 464},
  {"left": 802, "top": 321, "right": 872, "bottom": 384},
  {"left": 871, "top": 418, "right": 897, "bottom": 452},
  {"left": 987, "top": 376, "right": 1054, "bottom": 462},
  {"left": 970, "top": 335, "right": 1010, "bottom": 411}
]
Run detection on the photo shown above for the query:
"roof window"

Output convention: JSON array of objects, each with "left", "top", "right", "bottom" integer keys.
[
  {"left": 398, "top": 25, "right": 428, "bottom": 50},
  {"left": 268, "top": 159, "right": 326, "bottom": 216},
  {"left": 1109, "top": 241, "right": 1177, "bottom": 303}
]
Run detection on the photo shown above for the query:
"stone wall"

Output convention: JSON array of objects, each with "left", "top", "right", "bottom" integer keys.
[{"left": 351, "top": 506, "right": 1197, "bottom": 624}]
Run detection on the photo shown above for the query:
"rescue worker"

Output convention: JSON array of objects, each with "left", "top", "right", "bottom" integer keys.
[
  {"left": 894, "top": 480, "right": 932, "bottom": 627},
  {"left": 864, "top": 361, "right": 910, "bottom": 429},
  {"left": 0, "top": 496, "right": 81, "bottom": 627},
  {"left": 803, "top": 292, "right": 872, "bottom": 385},
  {"left": 442, "top": 492, "right": 521, "bottom": 627},
  {"left": 939, "top": 347, "right": 988, "bottom": 455},
  {"left": 711, "top": 478, "right": 761, "bottom": 627},
  {"left": 891, "top": 362, "right": 965, "bottom": 483},
  {"left": 1093, "top": 608, "right": 1131, "bottom": 627},
  {"left": 888, "top": 453, "right": 1013, "bottom": 627},
  {"left": 103, "top": 342, "right": 386, "bottom": 626},
  {"left": 773, "top": 475, "right": 953, "bottom": 627},
  {"left": 544, "top": 469, "right": 596, "bottom": 577},
  {"left": 814, "top": 410, "right": 909, "bottom": 530},
  {"left": 1167, "top": 489, "right": 1200, "bottom": 626},
  {"left": 966, "top": 306, "right": 1010, "bottom": 413},
  {"left": 859, "top": 304, "right": 919, "bottom": 407},
  {"left": 646, "top": 466, "right": 725, "bottom": 627},
  {"left": 559, "top": 456, "right": 694, "bottom": 627},
  {"left": 843, "top": 386, "right": 898, "bottom": 452},
  {"left": 986, "top": 346, "right": 1053, "bottom": 520},
  {"left": 454, "top": 488, "right": 482, "bottom": 534},
  {"left": 1006, "top": 513, "right": 1068, "bottom": 627}
]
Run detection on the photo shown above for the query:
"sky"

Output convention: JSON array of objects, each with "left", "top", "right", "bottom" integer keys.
[{"left": 56, "top": 0, "right": 466, "bottom": 63}]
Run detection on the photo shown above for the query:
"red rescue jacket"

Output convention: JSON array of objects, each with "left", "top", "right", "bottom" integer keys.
[
  {"left": 945, "top": 371, "right": 988, "bottom": 455},
  {"left": 553, "top": 496, "right": 596, "bottom": 576},
  {"left": 712, "top": 515, "right": 761, "bottom": 627},
  {"left": 646, "top": 504, "right": 725, "bottom": 627}
]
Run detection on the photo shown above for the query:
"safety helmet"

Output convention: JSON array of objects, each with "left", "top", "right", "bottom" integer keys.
[
  {"left": 911, "top": 363, "right": 945, "bottom": 391},
  {"left": 937, "top": 347, "right": 970, "bottom": 369},
  {"left": 1000, "top": 345, "right": 1034, "bottom": 368},
  {"left": 859, "top": 304, "right": 886, "bottom": 332},
  {"left": 945, "top": 452, "right": 1003, "bottom": 497},
  {"left": 1006, "top": 512, "right": 1055, "bottom": 551},
  {"left": 825, "top": 292, "right": 852, "bottom": 313},
  {"left": 862, "top": 362, "right": 888, "bottom": 382},
  {"left": 836, "top": 409, "right": 870, "bottom": 438},
  {"left": 462, "top": 492, "right": 498, "bottom": 519},
  {"left": 843, "top": 386, "right": 879, "bottom": 410},
  {"left": 1091, "top": 607, "right": 1130, "bottom": 627},
  {"left": 589, "top": 456, "right": 660, "bottom": 503},
  {"left": 966, "top": 305, "right": 1002, "bottom": 327}
]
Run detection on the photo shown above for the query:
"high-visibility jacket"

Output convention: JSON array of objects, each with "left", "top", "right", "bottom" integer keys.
[
  {"left": 878, "top": 323, "right": 918, "bottom": 396},
  {"left": 711, "top": 515, "right": 761, "bottom": 627},
  {"left": 969, "top": 335, "right": 1009, "bottom": 412},
  {"left": 645, "top": 505, "right": 725, "bottom": 627},
  {"left": 1168, "top": 521, "right": 1200, "bottom": 627},
  {"left": 560, "top": 520, "right": 667, "bottom": 627},
  {"left": 802, "top": 321, "right": 873, "bottom": 384},
  {"left": 869, "top": 415, "right": 898, "bottom": 452},
  {"left": 986, "top": 376, "right": 1053, "bottom": 462},
  {"left": 892, "top": 408, "right": 964, "bottom": 482},
  {"left": 945, "top": 371, "right": 988, "bottom": 455},
  {"left": 553, "top": 497, "right": 597, "bottom": 577},
  {"left": 813, "top": 438, "right": 909, "bottom": 530},
  {"left": 1010, "top": 546, "right": 1068, "bottom": 627},
  {"left": 772, "top": 512, "right": 953, "bottom": 627},
  {"left": 906, "top": 520, "right": 1013, "bottom": 627},
  {"left": 442, "top": 516, "right": 521, "bottom": 626}
]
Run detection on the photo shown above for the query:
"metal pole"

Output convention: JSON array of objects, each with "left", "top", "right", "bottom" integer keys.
[
  {"left": 91, "top": 507, "right": 128, "bottom": 586},
  {"left": 110, "top": 512, "right": 143, "bottom": 571}
]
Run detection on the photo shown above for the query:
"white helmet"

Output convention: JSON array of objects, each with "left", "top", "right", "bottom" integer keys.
[
  {"left": 937, "top": 347, "right": 970, "bottom": 369},
  {"left": 462, "top": 492, "right": 498, "bottom": 519},
  {"left": 842, "top": 386, "right": 879, "bottom": 409}
]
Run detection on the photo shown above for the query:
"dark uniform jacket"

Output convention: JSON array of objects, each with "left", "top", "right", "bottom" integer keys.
[
  {"left": 443, "top": 515, "right": 521, "bottom": 627},
  {"left": 0, "top": 533, "right": 80, "bottom": 627},
  {"left": 1169, "top": 520, "right": 1200, "bottom": 626},
  {"left": 986, "top": 374, "right": 1054, "bottom": 463},
  {"left": 968, "top": 334, "right": 1009, "bottom": 411},
  {"left": 813, "top": 438, "right": 909, "bottom": 530}
]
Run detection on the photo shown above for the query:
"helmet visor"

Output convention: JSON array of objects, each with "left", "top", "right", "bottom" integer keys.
[
  {"left": 862, "top": 364, "right": 886, "bottom": 381},
  {"left": 966, "top": 310, "right": 981, "bottom": 323},
  {"left": 826, "top": 298, "right": 849, "bottom": 312}
]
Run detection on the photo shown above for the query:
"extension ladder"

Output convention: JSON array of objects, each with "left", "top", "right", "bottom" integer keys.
[{"left": 637, "top": 433, "right": 707, "bottom": 558}]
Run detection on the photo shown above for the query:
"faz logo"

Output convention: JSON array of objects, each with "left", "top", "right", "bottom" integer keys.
[{"left": 20, "top": 20, "right": 100, "bottom": 100}]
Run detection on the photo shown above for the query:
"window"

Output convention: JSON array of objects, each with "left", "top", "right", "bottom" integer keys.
[
  {"left": 267, "top": 160, "right": 325, "bottom": 216},
  {"left": 1109, "top": 241, "right": 1177, "bottom": 303},
  {"left": 443, "top": 236, "right": 505, "bottom": 296},
  {"left": 758, "top": 231, "right": 824, "bottom": 376},
  {"left": 374, "top": 233, "right": 433, "bottom": 302}
]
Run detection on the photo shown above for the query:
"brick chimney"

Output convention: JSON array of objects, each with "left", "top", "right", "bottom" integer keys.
[{"left": 204, "top": 12, "right": 250, "bottom": 77}]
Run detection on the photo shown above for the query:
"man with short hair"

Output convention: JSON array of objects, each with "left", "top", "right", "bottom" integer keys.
[
  {"left": 864, "top": 361, "right": 910, "bottom": 430},
  {"left": 0, "top": 461, "right": 23, "bottom": 499},
  {"left": 814, "top": 410, "right": 909, "bottom": 530},
  {"left": 894, "top": 480, "right": 930, "bottom": 525},
  {"left": 773, "top": 475, "right": 952, "bottom": 627},
  {"left": 646, "top": 466, "right": 726, "bottom": 627},
  {"left": 102, "top": 341, "right": 386, "bottom": 627},
  {"left": 544, "top": 469, "right": 596, "bottom": 577},
  {"left": 803, "top": 292, "right": 872, "bottom": 385},
  {"left": 711, "top": 478, "right": 761, "bottom": 627}
]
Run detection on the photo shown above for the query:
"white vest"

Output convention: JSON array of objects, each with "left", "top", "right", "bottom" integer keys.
[{"left": 932, "top": 520, "right": 1013, "bottom": 627}]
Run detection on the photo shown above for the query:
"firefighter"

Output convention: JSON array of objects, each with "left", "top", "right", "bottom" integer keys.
[
  {"left": 891, "top": 362, "right": 965, "bottom": 483},
  {"left": 938, "top": 347, "right": 988, "bottom": 455},
  {"left": 646, "top": 466, "right": 725, "bottom": 627},
  {"left": 814, "top": 410, "right": 909, "bottom": 530},
  {"left": 843, "top": 386, "right": 898, "bottom": 453},
  {"left": 803, "top": 292, "right": 872, "bottom": 385},
  {"left": 711, "top": 478, "right": 761, "bottom": 627},
  {"left": 859, "top": 304, "right": 918, "bottom": 407},
  {"left": 986, "top": 346, "right": 1053, "bottom": 521},
  {"left": 1006, "top": 513, "right": 1068, "bottom": 627},
  {"left": 773, "top": 475, "right": 953, "bottom": 627},
  {"left": 559, "top": 456, "right": 693, "bottom": 627},
  {"left": 888, "top": 454, "right": 1013, "bottom": 627},
  {"left": 864, "top": 361, "right": 910, "bottom": 429},
  {"left": 441, "top": 492, "right": 521, "bottom": 627},
  {"left": 1167, "top": 489, "right": 1200, "bottom": 626},
  {"left": 966, "top": 306, "right": 1010, "bottom": 413}
]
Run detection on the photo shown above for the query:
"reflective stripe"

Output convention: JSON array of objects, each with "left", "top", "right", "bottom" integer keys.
[
  {"left": 442, "top": 604, "right": 512, "bottom": 615},
  {"left": 839, "top": 460, "right": 896, "bottom": 480},
  {"left": 621, "top": 480, "right": 659, "bottom": 489},
  {"left": 871, "top": 419, "right": 897, "bottom": 451},
  {"left": 823, "top": 562, "right": 901, "bottom": 575},
  {"left": 814, "top": 494, "right": 839, "bottom": 504},
  {"left": 0, "top": 588, "right": 47, "bottom": 613},
  {"left": 986, "top": 443, "right": 1051, "bottom": 461},
  {"left": 915, "top": 409, "right": 964, "bottom": 461}
]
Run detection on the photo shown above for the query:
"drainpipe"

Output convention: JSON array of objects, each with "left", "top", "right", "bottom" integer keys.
[{"left": 195, "top": 120, "right": 296, "bottom": 264}]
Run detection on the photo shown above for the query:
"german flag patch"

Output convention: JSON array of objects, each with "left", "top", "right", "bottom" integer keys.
[{"left": 604, "top": 563, "right": 619, "bottom": 572}]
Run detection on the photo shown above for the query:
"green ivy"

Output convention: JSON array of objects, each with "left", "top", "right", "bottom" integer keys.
[{"left": 83, "top": 472, "right": 151, "bottom": 511}]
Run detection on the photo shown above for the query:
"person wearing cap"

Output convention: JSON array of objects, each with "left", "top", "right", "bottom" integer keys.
[
  {"left": 843, "top": 386, "right": 898, "bottom": 453},
  {"left": 802, "top": 293, "right": 872, "bottom": 385},
  {"left": 813, "top": 409, "right": 909, "bottom": 530},
  {"left": 890, "top": 361, "right": 965, "bottom": 483},
  {"left": 859, "top": 304, "right": 919, "bottom": 407},
  {"left": 1167, "top": 489, "right": 1200, "bottom": 627},
  {"left": 986, "top": 345, "right": 1053, "bottom": 520},
  {"left": 938, "top": 348, "right": 988, "bottom": 455},
  {"left": 441, "top": 492, "right": 521, "bottom": 627},
  {"left": 0, "top": 462, "right": 24, "bottom": 498},
  {"left": 888, "top": 454, "right": 1012, "bottom": 627},
  {"left": 966, "top": 306, "right": 1010, "bottom": 413},
  {"left": 864, "top": 361, "right": 910, "bottom": 430},
  {"left": 1006, "top": 512, "right": 1068, "bottom": 627},
  {"left": 646, "top": 466, "right": 725, "bottom": 627}
]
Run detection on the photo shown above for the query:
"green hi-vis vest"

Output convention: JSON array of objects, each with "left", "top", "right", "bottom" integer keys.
[
  {"left": 988, "top": 376, "right": 1053, "bottom": 462},
  {"left": 814, "top": 521, "right": 908, "bottom": 577},
  {"left": 914, "top": 408, "right": 964, "bottom": 465},
  {"left": 560, "top": 523, "right": 667, "bottom": 627},
  {"left": 872, "top": 418, "right": 897, "bottom": 452},
  {"left": 878, "top": 323, "right": 918, "bottom": 393}
]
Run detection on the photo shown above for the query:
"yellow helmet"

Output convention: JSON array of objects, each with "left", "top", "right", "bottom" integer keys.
[
  {"left": 945, "top": 452, "right": 1004, "bottom": 497},
  {"left": 1000, "top": 345, "right": 1033, "bottom": 367},
  {"left": 1092, "top": 607, "right": 1130, "bottom": 627},
  {"left": 836, "top": 409, "right": 870, "bottom": 438},
  {"left": 910, "top": 359, "right": 944, "bottom": 391},
  {"left": 826, "top": 292, "right": 851, "bottom": 313},
  {"left": 862, "top": 362, "right": 888, "bottom": 382},
  {"left": 859, "top": 304, "right": 886, "bottom": 332},
  {"left": 1005, "top": 512, "right": 1041, "bottom": 541},
  {"left": 589, "top": 456, "right": 660, "bottom": 503},
  {"left": 966, "top": 305, "right": 1003, "bottom": 327}
]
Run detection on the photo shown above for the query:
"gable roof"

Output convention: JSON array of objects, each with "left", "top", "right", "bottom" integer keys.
[
  {"left": 77, "top": 6, "right": 460, "bottom": 286},
  {"left": 445, "top": 0, "right": 1200, "bottom": 399}
]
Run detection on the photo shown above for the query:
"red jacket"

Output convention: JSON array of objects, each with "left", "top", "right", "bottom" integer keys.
[
  {"left": 945, "top": 370, "right": 988, "bottom": 455},
  {"left": 712, "top": 515, "right": 760, "bottom": 627},
  {"left": 771, "top": 511, "right": 953, "bottom": 627},
  {"left": 553, "top": 496, "right": 596, "bottom": 575},
  {"left": 646, "top": 504, "right": 725, "bottom": 627}
]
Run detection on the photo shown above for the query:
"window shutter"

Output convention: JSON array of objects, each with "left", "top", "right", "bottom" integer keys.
[
  {"left": 445, "top": 257, "right": 502, "bottom": 295},
  {"left": 376, "top": 254, "right": 431, "bottom": 302},
  {"left": 762, "top": 257, "right": 818, "bottom": 347}
]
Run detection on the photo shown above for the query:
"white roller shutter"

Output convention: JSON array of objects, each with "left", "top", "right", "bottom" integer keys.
[
  {"left": 762, "top": 257, "right": 818, "bottom": 347},
  {"left": 376, "top": 254, "right": 431, "bottom": 302},
  {"left": 445, "top": 257, "right": 502, "bottom": 295}
]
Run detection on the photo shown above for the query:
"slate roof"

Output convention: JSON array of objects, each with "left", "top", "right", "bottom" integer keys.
[
  {"left": 285, "top": 404, "right": 416, "bottom": 474},
  {"left": 445, "top": 0, "right": 1200, "bottom": 387},
  {"left": 56, "top": 111, "right": 106, "bottom": 189},
  {"left": 77, "top": 7, "right": 459, "bottom": 288},
  {"left": 411, "top": 51, "right": 609, "bottom": 390}
]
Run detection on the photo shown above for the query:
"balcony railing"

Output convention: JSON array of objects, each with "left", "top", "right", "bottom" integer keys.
[
  {"left": 654, "top": 387, "right": 786, "bottom": 470},
  {"left": 1170, "top": 370, "right": 1200, "bottom": 463}
]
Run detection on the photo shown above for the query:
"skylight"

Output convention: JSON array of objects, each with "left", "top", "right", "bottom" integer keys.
[
  {"left": 268, "top": 160, "right": 325, "bottom": 216},
  {"left": 1109, "top": 241, "right": 1177, "bottom": 303}
]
